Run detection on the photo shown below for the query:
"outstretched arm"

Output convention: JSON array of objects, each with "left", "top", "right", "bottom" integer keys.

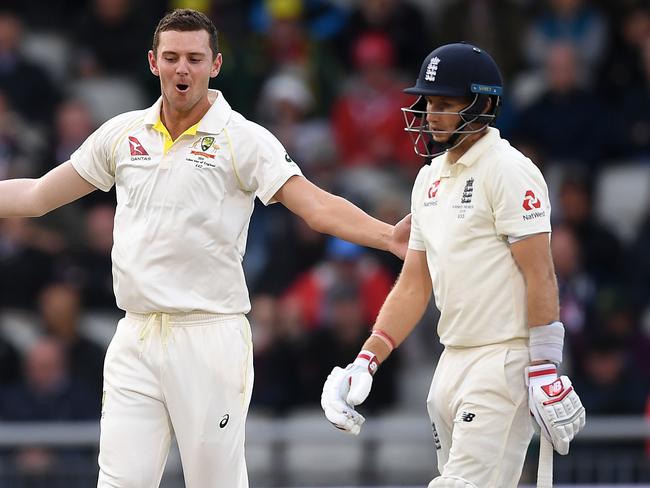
[
  {"left": 273, "top": 175, "right": 410, "bottom": 259},
  {"left": 321, "top": 248, "right": 432, "bottom": 434},
  {"left": 0, "top": 161, "right": 97, "bottom": 218}
]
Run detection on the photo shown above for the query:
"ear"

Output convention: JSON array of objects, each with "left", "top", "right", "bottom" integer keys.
[
  {"left": 148, "top": 50, "right": 159, "bottom": 77},
  {"left": 210, "top": 52, "right": 223, "bottom": 78}
]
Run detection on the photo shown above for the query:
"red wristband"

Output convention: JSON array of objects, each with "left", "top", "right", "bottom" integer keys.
[{"left": 371, "top": 329, "right": 396, "bottom": 352}]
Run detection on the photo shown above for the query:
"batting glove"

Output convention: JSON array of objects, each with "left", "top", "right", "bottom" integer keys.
[
  {"left": 526, "top": 364, "right": 586, "bottom": 455},
  {"left": 321, "top": 351, "right": 379, "bottom": 436}
]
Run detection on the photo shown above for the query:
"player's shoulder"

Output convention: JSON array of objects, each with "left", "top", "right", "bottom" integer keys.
[
  {"left": 484, "top": 136, "right": 544, "bottom": 180},
  {"left": 225, "top": 111, "right": 284, "bottom": 153},
  {"left": 226, "top": 110, "right": 274, "bottom": 139},
  {"left": 98, "top": 109, "right": 147, "bottom": 132}
]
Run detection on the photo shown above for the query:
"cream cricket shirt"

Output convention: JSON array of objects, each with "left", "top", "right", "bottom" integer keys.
[
  {"left": 70, "top": 90, "right": 302, "bottom": 314},
  {"left": 409, "top": 128, "right": 551, "bottom": 347}
]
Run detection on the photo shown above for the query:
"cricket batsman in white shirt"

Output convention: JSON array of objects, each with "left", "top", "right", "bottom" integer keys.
[
  {"left": 0, "top": 9, "right": 411, "bottom": 488},
  {"left": 321, "top": 42, "right": 586, "bottom": 488}
]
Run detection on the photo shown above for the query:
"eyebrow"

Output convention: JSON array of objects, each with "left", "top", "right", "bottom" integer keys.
[{"left": 160, "top": 51, "right": 206, "bottom": 57}]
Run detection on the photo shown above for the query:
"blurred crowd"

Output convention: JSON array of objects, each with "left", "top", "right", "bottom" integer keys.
[{"left": 0, "top": 0, "right": 649, "bottom": 448}]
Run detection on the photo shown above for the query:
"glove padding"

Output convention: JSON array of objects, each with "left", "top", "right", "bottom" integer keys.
[
  {"left": 527, "top": 364, "right": 586, "bottom": 455},
  {"left": 321, "top": 351, "right": 378, "bottom": 435}
]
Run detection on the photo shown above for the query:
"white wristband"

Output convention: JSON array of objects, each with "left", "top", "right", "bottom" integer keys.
[{"left": 529, "top": 321, "right": 564, "bottom": 365}]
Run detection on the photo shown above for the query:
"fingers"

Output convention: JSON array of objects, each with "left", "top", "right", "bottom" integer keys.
[
  {"left": 322, "top": 366, "right": 366, "bottom": 435},
  {"left": 347, "top": 372, "right": 373, "bottom": 406}
]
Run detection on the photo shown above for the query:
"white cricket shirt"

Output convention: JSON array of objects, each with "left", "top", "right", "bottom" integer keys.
[
  {"left": 408, "top": 128, "right": 551, "bottom": 347},
  {"left": 70, "top": 90, "right": 302, "bottom": 314}
]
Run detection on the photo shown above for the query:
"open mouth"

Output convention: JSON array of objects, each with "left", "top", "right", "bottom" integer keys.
[{"left": 176, "top": 84, "right": 189, "bottom": 93}]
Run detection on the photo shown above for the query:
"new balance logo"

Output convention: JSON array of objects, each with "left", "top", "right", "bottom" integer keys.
[{"left": 460, "top": 411, "right": 476, "bottom": 422}]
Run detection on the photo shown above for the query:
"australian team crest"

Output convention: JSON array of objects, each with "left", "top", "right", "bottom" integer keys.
[
  {"left": 188, "top": 136, "right": 220, "bottom": 168},
  {"left": 200, "top": 136, "right": 215, "bottom": 152}
]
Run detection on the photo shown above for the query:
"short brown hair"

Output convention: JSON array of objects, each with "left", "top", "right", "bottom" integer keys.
[{"left": 152, "top": 9, "right": 219, "bottom": 59}]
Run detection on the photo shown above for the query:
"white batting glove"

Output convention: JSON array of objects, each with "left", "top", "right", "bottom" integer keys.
[
  {"left": 526, "top": 364, "right": 586, "bottom": 455},
  {"left": 321, "top": 351, "right": 378, "bottom": 436}
]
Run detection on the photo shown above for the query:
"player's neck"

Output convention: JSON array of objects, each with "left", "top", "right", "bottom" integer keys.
[
  {"left": 160, "top": 96, "right": 212, "bottom": 140},
  {"left": 447, "top": 128, "right": 488, "bottom": 164}
]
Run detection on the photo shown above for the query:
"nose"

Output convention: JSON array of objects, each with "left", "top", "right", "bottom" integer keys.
[
  {"left": 176, "top": 58, "right": 189, "bottom": 75},
  {"left": 426, "top": 110, "right": 437, "bottom": 125}
]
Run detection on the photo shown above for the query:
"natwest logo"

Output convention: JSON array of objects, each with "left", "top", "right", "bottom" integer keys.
[
  {"left": 522, "top": 190, "right": 541, "bottom": 211},
  {"left": 128, "top": 136, "right": 149, "bottom": 156},
  {"left": 427, "top": 179, "right": 441, "bottom": 199}
]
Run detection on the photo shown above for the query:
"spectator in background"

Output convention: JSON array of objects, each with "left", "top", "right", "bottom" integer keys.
[
  {"left": 238, "top": 0, "right": 343, "bottom": 117},
  {"left": 249, "top": 293, "right": 307, "bottom": 413},
  {"left": 69, "top": 204, "right": 116, "bottom": 311},
  {"left": 251, "top": 208, "right": 328, "bottom": 296},
  {"left": 73, "top": 0, "right": 153, "bottom": 79},
  {"left": 0, "top": 218, "right": 64, "bottom": 309},
  {"left": 572, "top": 335, "right": 647, "bottom": 415},
  {"left": 0, "top": 10, "right": 60, "bottom": 125},
  {"left": 0, "top": 337, "right": 98, "bottom": 420},
  {"left": 597, "top": 2, "right": 650, "bottom": 104},
  {"left": 336, "top": 0, "right": 429, "bottom": 73},
  {"left": 621, "top": 37, "right": 650, "bottom": 157},
  {"left": 436, "top": 0, "right": 526, "bottom": 81},
  {"left": 557, "top": 177, "right": 623, "bottom": 284},
  {"left": 49, "top": 99, "right": 96, "bottom": 166},
  {"left": 256, "top": 70, "right": 333, "bottom": 171},
  {"left": 525, "top": 0, "right": 607, "bottom": 74},
  {"left": 0, "top": 337, "right": 98, "bottom": 482},
  {"left": 37, "top": 282, "right": 105, "bottom": 398},
  {"left": 511, "top": 42, "right": 619, "bottom": 168},
  {"left": 0, "top": 90, "right": 46, "bottom": 180},
  {"left": 281, "top": 237, "right": 393, "bottom": 331},
  {"left": 550, "top": 225, "right": 597, "bottom": 341},
  {"left": 331, "top": 33, "right": 419, "bottom": 173}
]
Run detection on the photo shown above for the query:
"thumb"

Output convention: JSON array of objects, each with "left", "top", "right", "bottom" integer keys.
[{"left": 346, "top": 372, "right": 373, "bottom": 406}]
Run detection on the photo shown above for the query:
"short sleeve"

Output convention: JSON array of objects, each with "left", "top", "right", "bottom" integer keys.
[
  {"left": 69, "top": 118, "right": 118, "bottom": 192},
  {"left": 408, "top": 166, "right": 428, "bottom": 251},
  {"left": 230, "top": 122, "right": 303, "bottom": 205},
  {"left": 490, "top": 156, "right": 551, "bottom": 238}
]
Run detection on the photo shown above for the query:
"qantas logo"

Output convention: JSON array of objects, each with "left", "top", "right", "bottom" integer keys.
[
  {"left": 522, "top": 190, "right": 541, "bottom": 211},
  {"left": 128, "top": 136, "right": 149, "bottom": 156}
]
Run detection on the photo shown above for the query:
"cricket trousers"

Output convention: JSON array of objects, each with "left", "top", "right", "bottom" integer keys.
[
  {"left": 426, "top": 341, "right": 534, "bottom": 488},
  {"left": 97, "top": 312, "right": 254, "bottom": 488}
]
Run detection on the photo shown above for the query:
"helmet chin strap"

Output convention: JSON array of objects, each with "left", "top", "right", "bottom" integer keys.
[{"left": 431, "top": 119, "right": 485, "bottom": 157}]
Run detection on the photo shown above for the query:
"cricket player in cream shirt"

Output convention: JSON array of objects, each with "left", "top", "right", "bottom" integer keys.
[
  {"left": 322, "top": 42, "right": 586, "bottom": 488},
  {"left": 0, "top": 9, "right": 410, "bottom": 488}
]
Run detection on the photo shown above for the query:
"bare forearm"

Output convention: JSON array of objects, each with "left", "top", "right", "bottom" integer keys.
[
  {"left": 0, "top": 162, "right": 96, "bottom": 218},
  {"left": 526, "top": 271, "right": 559, "bottom": 328},
  {"left": 362, "top": 252, "right": 432, "bottom": 362},
  {"left": 309, "top": 194, "right": 393, "bottom": 252},
  {"left": 0, "top": 179, "right": 43, "bottom": 217}
]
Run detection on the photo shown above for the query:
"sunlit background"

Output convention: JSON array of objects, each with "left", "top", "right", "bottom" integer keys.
[{"left": 0, "top": 0, "right": 649, "bottom": 486}]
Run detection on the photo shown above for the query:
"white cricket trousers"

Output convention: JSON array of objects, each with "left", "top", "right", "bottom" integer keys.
[
  {"left": 97, "top": 312, "right": 254, "bottom": 488},
  {"left": 427, "top": 341, "right": 534, "bottom": 487}
]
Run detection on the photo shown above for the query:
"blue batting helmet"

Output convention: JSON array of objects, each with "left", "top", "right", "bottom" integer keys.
[{"left": 402, "top": 42, "right": 504, "bottom": 158}]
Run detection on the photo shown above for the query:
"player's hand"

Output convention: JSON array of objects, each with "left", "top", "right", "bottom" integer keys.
[
  {"left": 321, "top": 351, "right": 378, "bottom": 435},
  {"left": 389, "top": 214, "right": 411, "bottom": 260},
  {"left": 526, "top": 364, "right": 586, "bottom": 455}
]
